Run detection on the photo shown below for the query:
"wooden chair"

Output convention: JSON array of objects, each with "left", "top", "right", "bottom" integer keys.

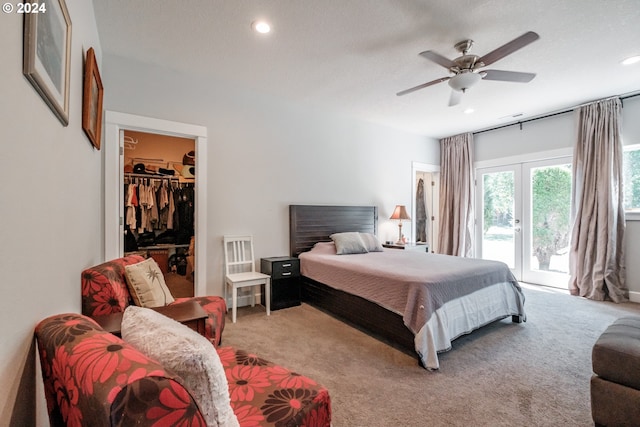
[{"left": 223, "top": 235, "right": 271, "bottom": 323}]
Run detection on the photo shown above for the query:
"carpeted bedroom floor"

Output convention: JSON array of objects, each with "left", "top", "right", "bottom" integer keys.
[{"left": 222, "top": 284, "right": 640, "bottom": 427}]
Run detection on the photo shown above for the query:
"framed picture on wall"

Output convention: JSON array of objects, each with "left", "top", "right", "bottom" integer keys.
[
  {"left": 23, "top": 0, "right": 72, "bottom": 126},
  {"left": 82, "top": 47, "right": 104, "bottom": 149}
]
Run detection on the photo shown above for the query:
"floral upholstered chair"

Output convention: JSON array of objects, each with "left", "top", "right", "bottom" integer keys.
[
  {"left": 219, "top": 347, "right": 332, "bottom": 426},
  {"left": 35, "top": 313, "right": 332, "bottom": 426},
  {"left": 81, "top": 255, "right": 226, "bottom": 346},
  {"left": 35, "top": 313, "right": 206, "bottom": 426}
]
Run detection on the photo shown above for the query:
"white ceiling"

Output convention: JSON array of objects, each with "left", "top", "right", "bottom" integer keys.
[{"left": 93, "top": 0, "right": 640, "bottom": 139}]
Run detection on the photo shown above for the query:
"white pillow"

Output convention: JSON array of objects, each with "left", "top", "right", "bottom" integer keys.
[
  {"left": 121, "top": 306, "right": 239, "bottom": 427},
  {"left": 311, "top": 241, "right": 338, "bottom": 254},
  {"left": 329, "top": 232, "right": 368, "bottom": 255},
  {"left": 359, "top": 232, "right": 384, "bottom": 252},
  {"left": 124, "top": 257, "right": 175, "bottom": 307}
]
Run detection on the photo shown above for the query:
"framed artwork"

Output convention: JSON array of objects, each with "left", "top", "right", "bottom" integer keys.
[
  {"left": 23, "top": 0, "right": 72, "bottom": 126},
  {"left": 82, "top": 47, "right": 104, "bottom": 149}
]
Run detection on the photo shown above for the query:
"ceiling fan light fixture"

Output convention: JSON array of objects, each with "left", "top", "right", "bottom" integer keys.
[{"left": 448, "top": 72, "right": 482, "bottom": 92}]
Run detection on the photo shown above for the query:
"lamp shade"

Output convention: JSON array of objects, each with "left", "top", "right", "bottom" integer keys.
[{"left": 390, "top": 205, "right": 410, "bottom": 220}]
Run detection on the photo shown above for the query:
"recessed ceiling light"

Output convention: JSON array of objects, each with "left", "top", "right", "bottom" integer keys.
[
  {"left": 622, "top": 55, "right": 640, "bottom": 65},
  {"left": 252, "top": 20, "right": 271, "bottom": 34},
  {"left": 464, "top": 108, "right": 475, "bottom": 114}
]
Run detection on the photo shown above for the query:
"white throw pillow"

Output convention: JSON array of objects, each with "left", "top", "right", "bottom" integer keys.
[
  {"left": 121, "top": 306, "right": 239, "bottom": 427},
  {"left": 359, "top": 232, "right": 384, "bottom": 252},
  {"left": 124, "top": 257, "right": 175, "bottom": 307}
]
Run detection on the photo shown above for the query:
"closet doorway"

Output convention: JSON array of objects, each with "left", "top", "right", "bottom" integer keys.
[
  {"left": 123, "top": 130, "right": 196, "bottom": 297},
  {"left": 412, "top": 162, "right": 440, "bottom": 253},
  {"left": 104, "top": 112, "right": 208, "bottom": 297}
]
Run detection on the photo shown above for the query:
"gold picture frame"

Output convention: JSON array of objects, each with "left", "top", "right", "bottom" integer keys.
[
  {"left": 82, "top": 48, "right": 104, "bottom": 149},
  {"left": 23, "top": 0, "right": 72, "bottom": 126}
]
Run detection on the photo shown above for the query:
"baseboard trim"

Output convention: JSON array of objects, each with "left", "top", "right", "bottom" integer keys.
[
  {"left": 629, "top": 290, "right": 640, "bottom": 303},
  {"left": 225, "top": 293, "right": 263, "bottom": 309}
]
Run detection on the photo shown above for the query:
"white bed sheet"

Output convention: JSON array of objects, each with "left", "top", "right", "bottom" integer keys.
[{"left": 415, "top": 281, "right": 523, "bottom": 369}]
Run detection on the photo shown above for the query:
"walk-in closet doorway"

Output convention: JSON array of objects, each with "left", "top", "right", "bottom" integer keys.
[
  {"left": 412, "top": 162, "right": 440, "bottom": 253},
  {"left": 104, "top": 112, "right": 208, "bottom": 297},
  {"left": 123, "top": 130, "right": 196, "bottom": 296}
]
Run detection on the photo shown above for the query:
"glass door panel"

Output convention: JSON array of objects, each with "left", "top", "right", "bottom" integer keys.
[
  {"left": 522, "top": 159, "right": 572, "bottom": 287},
  {"left": 476, "top": 166, "right": 522, "bottom": 279}
]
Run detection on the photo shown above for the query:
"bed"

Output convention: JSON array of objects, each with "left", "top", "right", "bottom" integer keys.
[{"left": 289, "top": 204, "right": 525, "bottom": 370}]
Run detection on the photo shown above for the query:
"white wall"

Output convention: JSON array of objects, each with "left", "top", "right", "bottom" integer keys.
[
  {"left": 474, "top": 96, "right": 640, "bottom": 300},
  {"left": 0, "top": 1, "right": 103, "bottom": 425},
  {"left": 102, "top": 54, "right": 440, "bottom": 298}
]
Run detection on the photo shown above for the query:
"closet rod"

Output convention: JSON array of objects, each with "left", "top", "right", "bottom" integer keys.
[
  {"left": 125, "top": 172, "right": 179, "bottom": 181},
  {"left": 473, "top": 91, "right": 640, "bottom": 136},
  {"left": 131, "top": 157, "right": 165, "bottom": 164}
]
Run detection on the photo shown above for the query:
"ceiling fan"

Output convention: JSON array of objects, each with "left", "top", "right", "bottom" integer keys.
[{"left": 397, "top": 31, "right": 540, "bottom": 106}]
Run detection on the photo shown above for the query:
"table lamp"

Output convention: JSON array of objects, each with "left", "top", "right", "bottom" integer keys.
[{"left": 390, "top": 205, "right": 410, "bottom": 245}]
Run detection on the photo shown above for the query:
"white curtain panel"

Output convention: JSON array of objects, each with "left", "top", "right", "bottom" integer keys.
[
  {"left": 437, "top": 133, "right": 474, "bottom": 257},
  {"left": 569, "top": 97, "right": 627, "bottom": 302}
]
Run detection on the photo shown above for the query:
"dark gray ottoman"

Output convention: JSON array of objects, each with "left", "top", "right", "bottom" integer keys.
[{"left": 591, "top": 316, "right": 640, "bottom": 427}]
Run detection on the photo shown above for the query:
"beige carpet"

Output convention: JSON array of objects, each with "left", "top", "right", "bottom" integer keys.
[{"left": 222, "top": 284, "right": 640, "bottom": 426}]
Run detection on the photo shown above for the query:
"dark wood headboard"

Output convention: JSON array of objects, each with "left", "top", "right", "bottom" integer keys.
[{"left": 289, "top": 205, "right": 378, "bottom": 257}]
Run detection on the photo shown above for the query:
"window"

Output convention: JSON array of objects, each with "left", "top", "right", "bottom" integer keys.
[{"left": 623, "top": 144, "right": 640, "bottom": 220}]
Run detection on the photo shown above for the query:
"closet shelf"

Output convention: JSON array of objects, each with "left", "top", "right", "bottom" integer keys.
[
  {"left": 125, "top": 172, "right": 180, "bottom": 180},
  {"left": 137, "top": 244, "right": 190, "bottom": 250}
]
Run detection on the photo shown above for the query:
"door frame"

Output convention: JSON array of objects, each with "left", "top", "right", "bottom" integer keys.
[
  {"left": 474, "top": 148, "right": 573, "bottom": 286},
  {"left": 104, "top": 111, "right": 208, "bottom": 297},
  {"left": 475, "top": 164, "right": 523, "bottom": 280},
  {"left": 411, "top": 162, "right": 440, "bottom": 252},
  {"left": 521, "top": 157, "right": 573, "bottom": 286}
]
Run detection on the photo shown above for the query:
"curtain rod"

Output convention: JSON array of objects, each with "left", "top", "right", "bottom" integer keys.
[{"left": 473, "top": 92, "right": 640, "bottom": 136}]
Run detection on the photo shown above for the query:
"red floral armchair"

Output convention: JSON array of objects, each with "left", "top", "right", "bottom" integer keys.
[
  {"left": 35, "top": 314, "right": 332, "bottom": 426},
  {"left": 35, "top": 314, "right": 205, "bottom": 426},
  {"left": 219, "top": 347, "right": 331, "bottom": 426},
  {"left": 81, "top": 255, "right": 226, "bottom": 346}
]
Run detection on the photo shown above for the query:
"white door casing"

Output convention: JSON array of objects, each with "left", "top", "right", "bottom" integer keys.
[
  {"left": 412, "top": 162, "right": 440, "bottom": 252},
  {"left": 104, "top": 111, "right": 208, "bottom": 297}
]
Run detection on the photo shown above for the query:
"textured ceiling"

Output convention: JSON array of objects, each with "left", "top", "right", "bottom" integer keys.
[{"left": 93, "top": 0, "right": 640, "bottom": 138}]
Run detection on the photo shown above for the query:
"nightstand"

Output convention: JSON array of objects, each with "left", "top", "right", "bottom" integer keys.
[
  {"left": 383, "top": 243, "right": 430, "bottom": 252},
  {"left": 261, "top": 256, "right": 301, "bottom": 310}
]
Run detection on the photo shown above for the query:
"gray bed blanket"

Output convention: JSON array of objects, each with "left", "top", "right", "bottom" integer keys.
[{"left": 299, "top": 242, "right": 525, "bottom": 334}]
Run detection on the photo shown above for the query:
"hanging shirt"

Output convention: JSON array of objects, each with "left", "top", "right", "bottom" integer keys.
[{"left": 126, "top": 183, "right": 137, "bottom": 231}]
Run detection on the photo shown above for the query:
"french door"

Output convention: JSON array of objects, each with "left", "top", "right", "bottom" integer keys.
[{"left": 476, "top": 157, "right": 572, "bottom": 288}]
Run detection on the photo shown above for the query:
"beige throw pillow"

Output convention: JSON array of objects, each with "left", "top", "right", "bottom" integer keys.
[
  {"left": 124, "top": 257, "right": 175, "bottom": 307},
  {"left": 121, "top": 306, "right": 239, "bottom": 427}
]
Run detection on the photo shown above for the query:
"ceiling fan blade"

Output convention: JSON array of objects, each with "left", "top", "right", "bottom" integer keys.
[
  {"left": 449, "top": 90, "right": 462, "bottom": 106},
  {"left": 482, "top": 69, "right": 536, "bottom": 83},
  {"left": 477, "top": 31, "right": 540, "bottom": 66},
  {"left": 396, "top": 77, "right": 450, "bottom": 96},
  {"left": 419, "top": 50, "right": 456, "bottom": 69}
]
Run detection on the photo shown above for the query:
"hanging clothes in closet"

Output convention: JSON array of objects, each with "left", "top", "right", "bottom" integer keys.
[
  {"left": 416, "top": 178, "right": 428, "bottom": 243},
  {"left": 123, "top": 175, "right": 194, "bottom": 248}
]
